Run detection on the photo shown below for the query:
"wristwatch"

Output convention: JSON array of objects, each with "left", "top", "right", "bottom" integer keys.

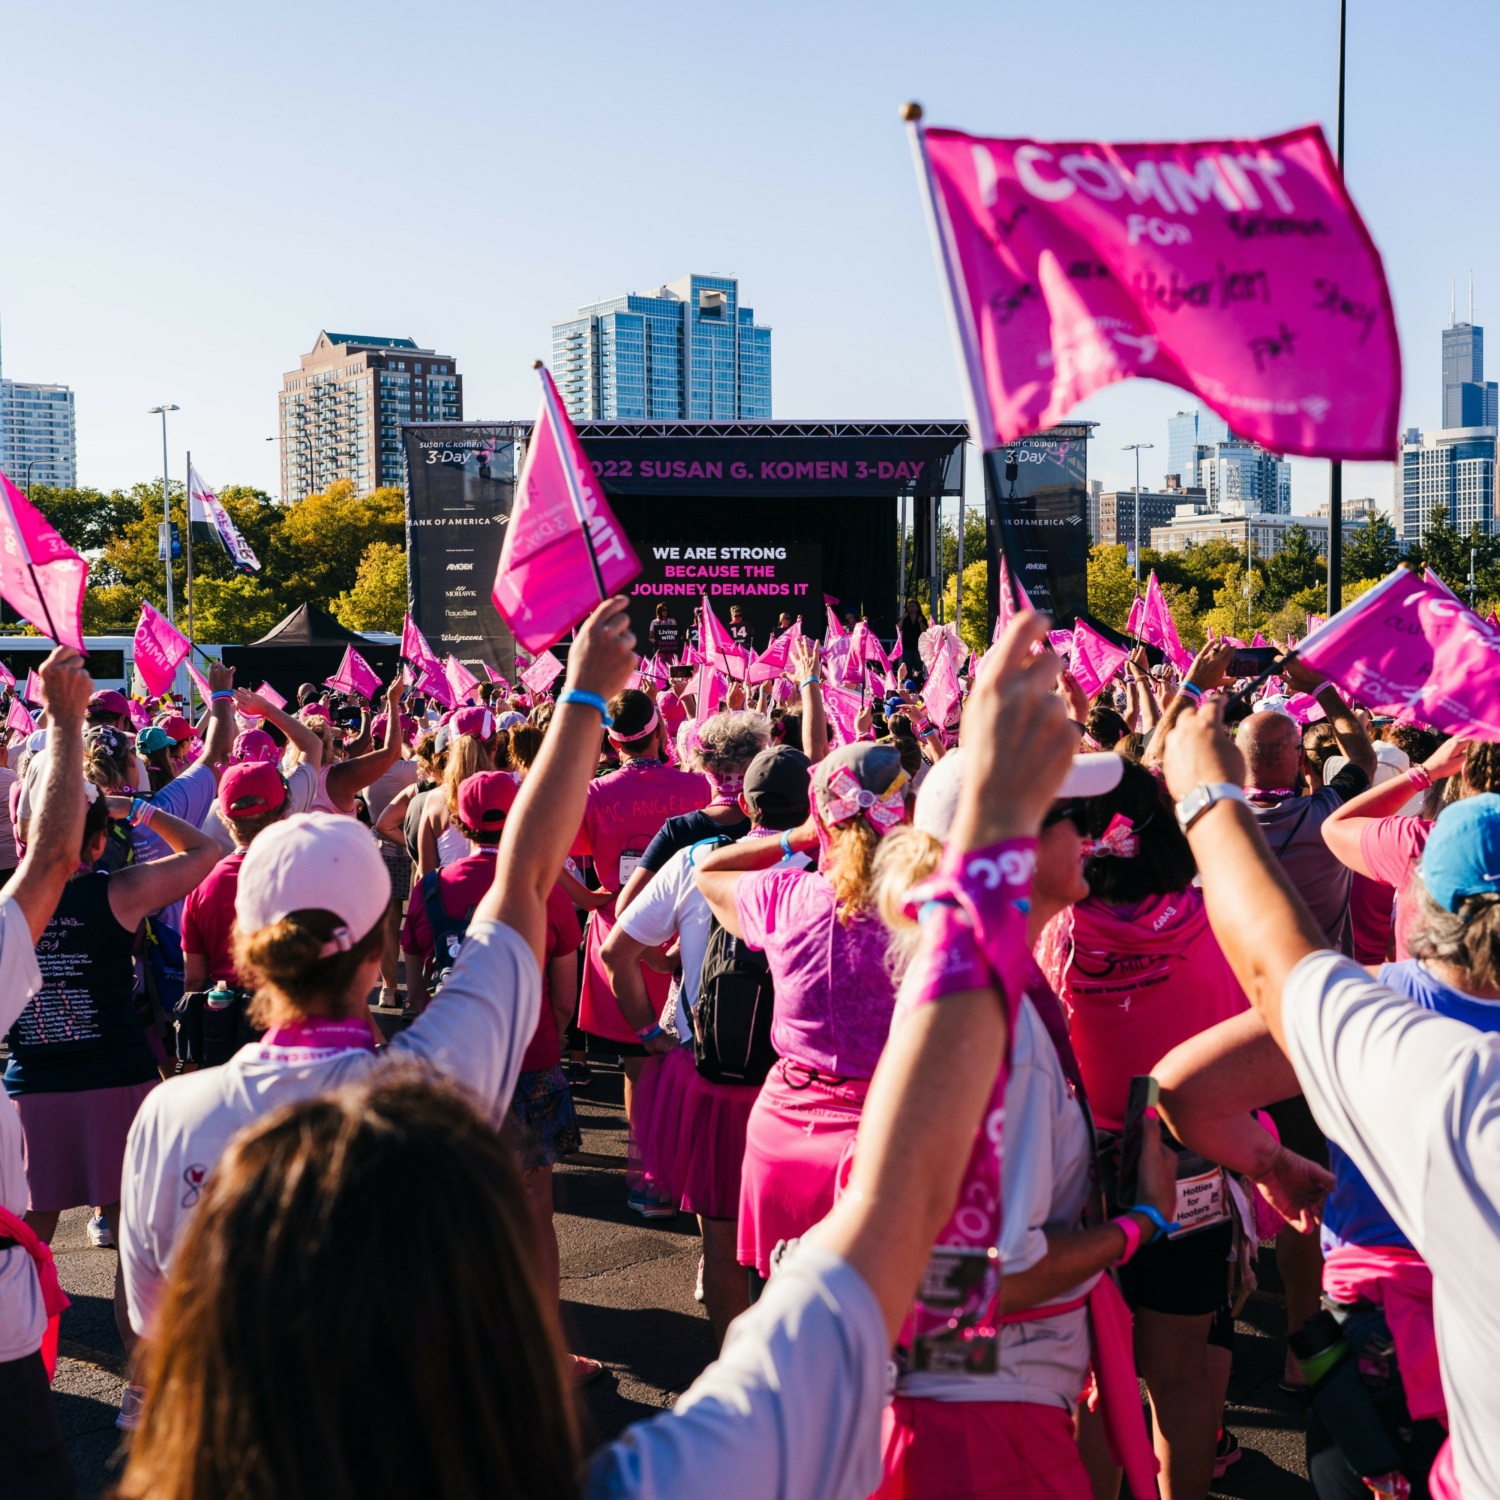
[{"left": 1175, "top": 781, "right": 1247, "bottom": 833}]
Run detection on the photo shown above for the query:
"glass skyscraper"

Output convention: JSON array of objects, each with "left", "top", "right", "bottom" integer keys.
[
  {"left": 552, "top": 274, "right": 772, "bottom": 422},
  {"left": 1165, "top": 404, "right": 1289, "bottom": 513}
]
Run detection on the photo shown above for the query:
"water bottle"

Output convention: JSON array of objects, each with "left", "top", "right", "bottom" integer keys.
[{"left": 206, "top": 983, "right": 235, "bottom": 1012}]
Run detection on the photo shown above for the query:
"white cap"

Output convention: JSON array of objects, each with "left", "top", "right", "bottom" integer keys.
[
  {"left": 235, "top": 813, "right": 391, "bottom": 953},
  {"left": 913, "top": 748, "right": 1125, "bottom": 840},
  {"left": 1326, "top": 742, "right": 1420, "bottom": 814}
]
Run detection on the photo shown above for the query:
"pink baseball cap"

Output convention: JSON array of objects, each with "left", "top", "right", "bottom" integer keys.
[
  {"left": 232, "top": 728, "right": 279, "bottom": 764},
  {"left": 456, "top": 770, "right": 519, "bottom": 834},
  {"left": 235, "top": 813, "right": 391, "bottom": 953},
  {"left": 219, "top": 761, "right": 287, "bottom": 817},
  {"left": 88, "top": 689, "right": 131, "bottom": 717},
  {"left": 159, "top": 715, "right": 195, "bottom": 744},
  {"left": 453, "top": 705, "right": 495, "bottom": 740}
]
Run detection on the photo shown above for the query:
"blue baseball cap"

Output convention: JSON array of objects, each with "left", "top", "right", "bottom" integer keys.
[
  {"left": 884, "top": 695, "right": 905, "bottom": 717},
  {"left": 1419, "top": 793, "right": 1500, "bottom": 913}
]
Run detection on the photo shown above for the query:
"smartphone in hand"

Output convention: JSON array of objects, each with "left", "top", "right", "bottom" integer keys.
[{"left": 1116, "top": 1075, "right": 1160, "bottom": 1210}]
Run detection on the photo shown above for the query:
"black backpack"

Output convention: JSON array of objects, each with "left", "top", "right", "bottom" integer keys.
[
  {"left": 692, "top": 915, "right": 778, "bottom": 1085},
  {"left": 419, "top": 869, "right": 476, "bottom": 993}
]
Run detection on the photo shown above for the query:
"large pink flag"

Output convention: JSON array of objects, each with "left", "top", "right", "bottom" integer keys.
[
  {"left": 325, "top": 645, "right": 383, "bottom": 700},
  {"left": 823, "top": 604, "right": 848, "bottom": 647},
  {"left": 492, "top": 365, "right": 641, "bottom": 653},
  {"left": 400, "top": 615, "right": 449, "bottom": 703},
  {"left": 692, "top": 664, "right": 725, "bottom": 724},
  {"left": 1070, "top": 619, "right": 1129, "bottom": 700},
  {"left": 914, "top": 122, "right": 1400, "bottom": 460},
  {"left": 747, "top": 621, "right": 800, "bottom": 684},
  {"left": 699, "top": 597, "right": 748, "bottom": 679},
  {"left": 923, "top": 645, "right": 961, "bottom": 732},
  {"left": 821, "top": 683, "right": 865, "bottom": 747},
  {"left": 444, "top": 654, "right": 481, "bottom": 706},
  {"left": 0, "top": 472, "right": 88, "bottom": 651},
  {"left": 23, "top": 670, "right": 43, "bottom": 705},
  {"left": 1298, "top": 568, "right": 1500, "bottom": 737},
  {"left": 6, "top": 698, "right": 35, "bottom": 737},
  {"left": 133, "top": 602, "right": 191, "bottom": 699},
  {"left": 518, "top": 649, "right": 564, "bottom": 698},
  {"left": 482, "top": 663, "right": 511, "bottom": 696}
]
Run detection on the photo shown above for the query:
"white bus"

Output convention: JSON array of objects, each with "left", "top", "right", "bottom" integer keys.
[{"left": 0, "top": 636, "right": 225, "bottom": 697}]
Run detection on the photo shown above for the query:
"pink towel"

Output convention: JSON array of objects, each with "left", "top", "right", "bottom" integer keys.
[
  {"left": 1086, "top": 1275, "right": 1159, "bottom": 1499},
  {"left": 0, "top": 1203, "right": 70, "bottom": 1380}
]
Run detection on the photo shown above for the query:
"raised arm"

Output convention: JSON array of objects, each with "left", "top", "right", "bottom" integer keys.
[
  {"left": 1127, "top": 648, "right": 1162, "bottom": 731},
  {"left": 6, "top": 648, "right": 92, "bottom": 944},
  {"left": 1143, "top": 637, "right": 1235, "bottom": 766},
  {"left": 106, "top": 804, "right": 222, "bottom": 932},
  {"left": 475, "top": 597, "right": 636, "bottom": 967},
  {"left": 1160, "top": 700, "right": 1328, "bottom": 1053},
  {"left": 373, "top": 782, "right": 417, "bottom": 851},
  {"left": 1322, "top": 733, "right": 1464, "bottom": 876},
  {"left": 196, "top": 659, "right": 239, "bottom": 776},
  {"left": 1281, "top": 656, "right": 1376, "bottom": 780},
  {"left": 790, "top": 638, "right": 827, "bottom": 763},
  {"left": 233, "top": 688, "right": 325, "bottom": 768},
  {"left": 327, "top": 678, "right": 405, "bottom": 805}
]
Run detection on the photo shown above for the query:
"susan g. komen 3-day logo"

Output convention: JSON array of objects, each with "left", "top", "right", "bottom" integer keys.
[{"left": 181, "top": 1163, "right": 209, "bottom": 1208}]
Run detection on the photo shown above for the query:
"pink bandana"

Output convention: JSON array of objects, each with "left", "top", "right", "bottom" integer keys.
[{"left": 820, "top": 764, "right": 907, "bottom": 834}]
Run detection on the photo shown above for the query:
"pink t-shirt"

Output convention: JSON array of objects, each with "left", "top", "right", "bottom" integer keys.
[
  {"left": 735, "top": 866, "right": 896, "bottom": 1079},
  {"left": 1358, "top": 816, "right": 1432, "bottom": 962},
  {"left": 181, "top": 852, "right": 247, "bottom": 986},
  {"left": 1041, "top": 886, "right": 1248, "bottom": 1130}
]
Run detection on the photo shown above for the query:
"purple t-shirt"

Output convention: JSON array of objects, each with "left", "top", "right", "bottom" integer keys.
[{"left": 735, "top": 867, "right": 896, "bottom": 1079}]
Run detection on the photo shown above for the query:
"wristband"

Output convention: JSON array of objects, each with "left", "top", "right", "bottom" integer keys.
[
  {"left": 636, "top": 1023, "right": 663, "bottom": 1043},
  {"left": 1112, "top": 1214, "right": 1145, "bottom": 1265},
  {"left": 1407, "top": 765, "right": 1433, "bottom": 791},
  {"left": 1126, "top": 1203, "right": 1179, "bottom": 1243},
  {"left": 1177, "top": 682, "right": 1204, "bottom": 702},
  {"left": 799, "top": 677, "right": 819, "bottom": 690},
  {"left": 129, "top": 798, "right": 156, "bottom": 828},
  {"left": 779, "top": 830, "right": 794, "bottom": 858},
  {"left": 557, "top": 688, "right": 612, "bottom": 727},
  {"left": 211, "top": 690, "right": 235, "bottom": 703}
]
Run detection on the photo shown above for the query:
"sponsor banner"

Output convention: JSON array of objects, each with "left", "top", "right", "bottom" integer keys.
[
  {"left": 403, "top": 424, "right": 526, "bottom": 677},
  {"left": 984, "top": 425, "right": 1090, "bottom": 625}
]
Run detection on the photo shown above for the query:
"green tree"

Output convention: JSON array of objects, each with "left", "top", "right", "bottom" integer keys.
[
  {"left": 1415, "top": 503, "right": 1467, "bottom": 588},
  {"left": 29, "top": 484, "right": 143, "bottom": 571},
  {"left": 334, "top": 541, "right": 408, "bottom": 633},
  {"left": 190, "top": 575, "right": 286, "bottom": 645},
  {"left": 1087, "top": 545, "right": 1139, "bottom": 632},
  {"left": 1342, "top": 512, "right": 1400, "bottom": 584},
  {"left": 938, "top": 560, "right": 989, "bottom": 654},
  {"left": 1260, "top": 524, "right": 1323, "bottom": 610}
]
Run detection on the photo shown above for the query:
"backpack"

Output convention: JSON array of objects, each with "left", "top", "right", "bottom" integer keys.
[
  {"left": 692, "top": 915, "right": 778, "bottom": 1085},
  {"left": 418, "top": 869, "right": 475, "bottom": 993}
]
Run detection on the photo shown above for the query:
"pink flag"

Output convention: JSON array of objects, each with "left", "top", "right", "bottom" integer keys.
[
  {"left": 491, "top": 365, "right": 641, "bottom": 653},
  {"left": 0, "top": 660, "right": 14, "bottom": 691},
  {"left": 1298, "top": 568, "right": 1500, "bottom": 737},
  {"left": 1251, "top": 632, "right": 1270, "bottom": 648},
  {"left": 482, "top": 663, "right": 511, "bottom": 697},
  {"left": 518, "top": 649, "right": 564, "bottom": 698},
  {"left": 747, "top": 621, "right": 799, "bottom": 684},
  {"left": 924, "top": 645, "right": 961, "bottom": 733},
  {"left": 324, "top": 645, "right": 383, "bottom": 700},
  {"left": 6, "top": 698, "right": 35, "bottom": 737},
  {"left": 127, "top": 699, "right": 151, "bottom": 732},
  {"left": 23, "top": 670, "right": 43, "bottom": 705},
  {"left": 0, "top": 471, "right": 88, "bottom": 650},
  {"left": 256, "top": 681, "right": 287, "bottom": 710},
  {"left": 1070, "top": 619, "right": 1129, "bottom": 701},
  {"left": 1283, "top": 692, "right": 1327, "bottom": 724},
  {"left": 848, "top": 621, "right": 893, "bottom": 677},
  {"left": 400, "top": 615, "right": 450, "bottom": 704},
  {"left": 915, "top": 123, "right": 1400, "bottom": 460},
  {"left": 1306, "top": 613, "right": 1328, "bottom": 635},
  {"left": 823, "top": 604, "right": 848, "bottom": 646},
  {"left": 699, "top": 597, "right": 748, "bottom": 678},
  {"left": 994, "top": 550, "right": 1027, "bottom": 633},
  {"left": 132, "top": 601, "right": 190, "bottom": 700},
  {"left": 821, "top": 683, "right": 865, "bottom": 746},
  {"left": 185, "top": 659, "right": 213, "bottom": 707},
  {"left": 1125, "top": 594, "right": 1145, "bottom": 638},
  {"left": 638, "top": 655, "right": 669, "bottom": 692},
  {"left": 1488, "top": 609, "right": 1500, "bottom": 630},
  {"left": 693, "top": 664, "right": 725, "bottom": 724},
  {"left": 1047, "top": 629, "right": 1074, "bottom": 659},
  {"left": 444, "top": 654, "right": 481, "bottom": 706}
]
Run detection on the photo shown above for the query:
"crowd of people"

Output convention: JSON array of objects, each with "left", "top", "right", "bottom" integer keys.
[{"left": 2, "top": 590, "right": 1498, "bottom": 1500}]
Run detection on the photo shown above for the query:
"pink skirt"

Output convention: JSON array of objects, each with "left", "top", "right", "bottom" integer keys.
[
  {"left": 628, "top": 1046, "right": 696, "bottom": 1199},
  {"left": 872, "top": 1398, "right": 1091, "bottom": 1500},
  {"left": 14, "top": 1079, "right": 159, "bottom": 1212},
  {"left": 676, "top": 1070, "right": 759, "bottom": 1220},
  {"left": 737, "top": 1059, "right": 870, "bottom": 1276}
]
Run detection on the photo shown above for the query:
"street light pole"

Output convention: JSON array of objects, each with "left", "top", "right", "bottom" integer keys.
[
  {"left": 148, "top": 405, "right": 180, "bottom": 623},
  {"left": 23, "top": 461, "right": 38, "bottom": 501},
  {"left": 1121, "top": 443, "right": 1154, "bottom": 583}
]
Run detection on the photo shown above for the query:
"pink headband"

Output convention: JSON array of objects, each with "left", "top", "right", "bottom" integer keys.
[
  {"left": 609, "top": 706, "right": 660, "bottom": 745},
  {"left": 819, "top": 765, "right": 908, "bottom": 835}
]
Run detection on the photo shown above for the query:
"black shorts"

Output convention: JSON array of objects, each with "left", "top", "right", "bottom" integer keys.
[
  {"left": 577, "top": 1030, "right": 649, "bottom": 1059},
  {"left": 0, "top": 1350, "right": 76, "bottom": 1500},
  {"left": 1119, "top": 1219, "right": 1235, "bottom": 1317}
]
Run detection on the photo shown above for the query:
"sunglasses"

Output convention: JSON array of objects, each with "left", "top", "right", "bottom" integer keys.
[{"left": 1043, "top": 800, "right": 1089, "bottom": 834}]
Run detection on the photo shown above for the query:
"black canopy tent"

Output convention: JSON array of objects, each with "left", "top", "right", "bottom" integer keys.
[{"left": 220, "top": 604, "right": 399, "bottom": 703}]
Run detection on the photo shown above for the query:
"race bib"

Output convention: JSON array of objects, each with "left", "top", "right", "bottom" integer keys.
[
  {"left": 618, "top": 847, "right": 647, "bottom": 886},
  {"left": 1169, "top": 1166, "right": 1231, "bottom": 1239}
]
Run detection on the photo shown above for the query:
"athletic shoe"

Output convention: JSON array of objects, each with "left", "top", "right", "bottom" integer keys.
[
  {"left": 1213, "top": 1427, "right": 1243, "bottom": 1479},
  {"left": 694, "top": 1255, "right": 705, "bottom": 1303},
  {"left": 86, "top": 1212, "right": 114, "bottom": 1249},
  {"left": 626, "top": 1187, "right": 676, "bottom": 1220},
  {"left": 565, "top": 1059, "right": 593, "bottom": 1086},
  {"left": 568, "top": 1354, "right": 606, "bottom": 1387},
  {"left": 116, "top": 1384, "right": 147, "bottom": 1431}
]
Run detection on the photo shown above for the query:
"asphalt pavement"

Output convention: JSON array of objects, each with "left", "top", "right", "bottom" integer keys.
[{"left": 52, "top": 1057, "right": 1315, "bottom": 1498}]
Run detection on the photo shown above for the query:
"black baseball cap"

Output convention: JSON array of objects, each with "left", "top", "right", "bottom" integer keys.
[{"left": 743, "top": 745, "right": 812, "bottom": 830}]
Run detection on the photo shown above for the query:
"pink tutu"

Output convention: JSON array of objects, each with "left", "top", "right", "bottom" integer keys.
[
  {"left": 736, "top": 1059, "right": 871, "bottom": 1276},
  {"left": 676, "top": 1070, "right": 759, "bottom": 1220},
  {"left": 628, "top": 1046, "right": 696, "bottom": 1199}
]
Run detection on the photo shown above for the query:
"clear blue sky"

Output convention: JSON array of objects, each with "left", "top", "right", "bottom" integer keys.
[{"left": 4, "top": 0, "right": 1495, "bottom": 514}]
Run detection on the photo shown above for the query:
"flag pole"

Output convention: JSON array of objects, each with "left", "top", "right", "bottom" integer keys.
[
  {"left": 903, "top": 102, "right": 1031, "bottom": 618},
  {"left": 535, "top": 360, "right": 606, "bottom": 601},
  {"left": 185, "top": 453, "right": 196, "bottom": 710}
]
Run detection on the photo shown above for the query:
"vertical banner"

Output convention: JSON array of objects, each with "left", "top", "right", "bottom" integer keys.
[
  {"left": 403, "top": 425, "right": 526, "bottom": 678},
  {"left": 984, "top": 423, "right": 1091, "bottom": 626}
]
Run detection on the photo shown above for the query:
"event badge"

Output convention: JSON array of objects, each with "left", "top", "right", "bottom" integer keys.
[
  {"left": 618, "top": 846, "right": 648, "bottom": 885},
  {"left": 1169, "top": 1166, "right": 1230, "bottom": 1239},
  {"left": 908, "top": 1245, "right": 1001, "bottom": 1375}
]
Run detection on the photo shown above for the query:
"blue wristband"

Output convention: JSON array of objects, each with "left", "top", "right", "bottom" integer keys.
[
  {"left": 211, "top": 690, "right": 234, "bottom": 703},
  {"left": 1127, "top": 1203, "right": 1180, "bottom": 1243},
  {"left": 799, "top": 677, "right": 819, "bottom": 690},
  {"left": 557, "top": 688, "right": 613, "bottom": 727},
  {"left": 1177, "top": 682, "right": 1203, "bottom": 702},
  {"left": 636, "top": 1022, "right": 663, "bottom": 1043},
  {"left": 779, "top": 830, "right": 794, "bottom": 858}
]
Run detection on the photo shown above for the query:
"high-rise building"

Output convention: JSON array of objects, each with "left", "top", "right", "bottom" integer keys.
[
  {"left": 279, "top": 331, "right": 461, "bottom": 501},
  {"left": 1165, "top": 404, "right": 1290, "bottom": 513},
  {"left": 1399, "top": 293, "right": 1500, "bottom": 541},
  {"left": 551, "top": 274, "right": 772, "bottom": 422},
  {"left": 1, "top": 380, "right": 77, "bottom": 490}
]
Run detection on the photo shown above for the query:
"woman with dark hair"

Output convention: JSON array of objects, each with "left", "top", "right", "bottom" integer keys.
[
  {"left": 897, "top": 599, "right": 929, "bottom": 680},
  {"left": 134, "top": 726, "right": 179, "bottom": 794},
  {"left": 1038, "top": 757, "right": 1257, "bottom": 1499}
]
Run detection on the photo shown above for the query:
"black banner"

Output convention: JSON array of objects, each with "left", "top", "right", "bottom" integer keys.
[
  {"left": 628, "top": 542, "right": 822, "bottom": 654},
  {"left": 581, "top": 435, "right": 963, "bottom": 499},
  {"left": 985, "top": 425, "right": 1091, "bottom": 627},
  {"left": 403, "top": 424, "right": 524, "bottom": 677}
]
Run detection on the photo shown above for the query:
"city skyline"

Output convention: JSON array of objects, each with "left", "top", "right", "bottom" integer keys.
[{"left": 3, "top": 0, "right": 1497, "bottom": 515}]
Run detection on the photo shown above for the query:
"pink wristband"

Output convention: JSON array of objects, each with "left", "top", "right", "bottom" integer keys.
[
  {"left": 1113, "top": 1214, "right": 1144, "bottom": 1265},
  {"left": 1407, "top": 766, "right": 1433, "bottom": 791}
]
